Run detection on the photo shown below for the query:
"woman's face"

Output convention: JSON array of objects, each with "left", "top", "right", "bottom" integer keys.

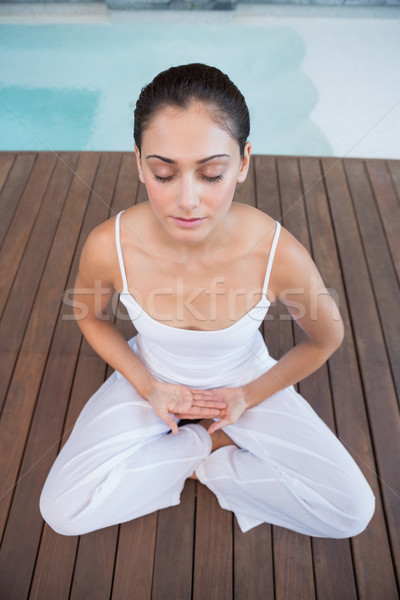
[{"left": 135, "top": 101, "right": 251, "bottom": 247}]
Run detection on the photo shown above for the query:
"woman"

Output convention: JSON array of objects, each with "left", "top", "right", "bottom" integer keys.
[{"left": 40, "top": 63, "right": 374, "bottom": 538}]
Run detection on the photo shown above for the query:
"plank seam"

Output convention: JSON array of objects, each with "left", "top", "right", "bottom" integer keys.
[
  {"left": 345, "top": 160, "right": 400, "bottom": 401},
  {"left": 0, "top": 154, "right": 58, "bottom": 324},
  {"left": 0, "top": 154, "right": 79, "bottom": 551},
  {"left": 0, "top": 152, "right": 37, "bottom": 251},
  {"left": 366, "top": 161, "right": 400, "bottom": 287}
]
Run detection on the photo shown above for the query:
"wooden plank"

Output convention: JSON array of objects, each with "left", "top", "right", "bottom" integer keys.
[
  {"left": 234, "top": 522, "right": 274, "bottom": 600},
  {"left": 0, "top": 353, "right": 81, "bottom": 600},
  {"left": 56, "top": 153, "right": 123, "bottom": 598},
  {"left": 0, "top": 152, "right": 56, "bottom": 314},
  {"left": 109, "top": 155, "right": 163, "bottom": 600},
  {"left": 0, "top": 153, "right": 36, "bottom": 245},
  {"left": 152, "top": 481, "right": 196, "bottom": 600},
  {"left": 298, "top": 157, "right": 359, "bottom": 599},
  {"left": 254, "top": 155, "right": 291, "bottom": 357},
  {"left": 312, "top": 538, "right": 357, "bottom": 600},
  {"left": 387, "top": 159, "right": 400, "bottom": 207},
  {"left": 0, "top": 154, "right": 98, "bottom": 600},
  {"left": 29, "top": 526, "right": 78, "bottom": 600},
  {"left": 112, "top": 514, "right": 157, "bottom": 600},
  {"left": 254, "top": 155, "right": 280, "bottom": 220},
  {"left": 31, "top": 154, "right": 140, "bottom": 599},
  {"left": 228, "top": 154, "right": 276, "bottom": 600},
  {"left": 322, "top": 157, "right": 400, "bottom": 596},
  {"left": 30, "top": 348, "right": 107, "bottom": 600},
  {"left": 273, "top": 157, "right": 316, "bottom": 599},
  {"left": 274, "top": 528, "right": 315, "bottom": 600},
  {"left": 344, "top": 158, "right": 400, "bottom": 401},
  {"left": 0, "top": 152, "right": 78, "bottom": 413},
  {"left": 70, "top": 527, "right": 118, "bottom": 600},
  {"left": 366, "top": 160, "right": 400, "bottom": 280},
  {"left": 0, "top": 153, "right": 80, "bottom": 543},
  {"left": 30, "top": 154, "right": 138, "bottom": 599},
  {"left": 5, "top": 153, "right": 99, "bottom": 598},
  {"left": 111, "top": 152, "right": 138, "bottom": 213},
  {"left": 0, "top": 153, "right": 15, "bottom": 197},
  {"left": 277, "top": 156, "right": 319, "bottom": 384},
  {"left": 193, "top": 483, "right": 233, "bottom": 600},
  {"left": 387, "top": 159, "right": 400, "bottom": 280},
  {"left": 230, "top": 155, "right": 278, "bottom": 600},
  {"left": 255, "top": 158, "right": 314, "bottom": 600},
  {"left": 301, "top": 157, "right": 396, "bottom": 597}
]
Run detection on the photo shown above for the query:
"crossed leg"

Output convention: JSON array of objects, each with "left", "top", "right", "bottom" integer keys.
[
  {"left": 194, "top": 385, "right": 375, "bottom": 537},
  {"left": 40, "top": 371, "right": 374, "bottom": 539},
  {"left": 40, "top": 372, "right": 213, "bottom": 536},
  {"left": 188, "top": 419, "right": 238, "bottom": 480}
]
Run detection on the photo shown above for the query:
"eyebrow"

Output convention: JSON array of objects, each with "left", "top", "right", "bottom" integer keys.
[{"left": 145, "top": 154, "right": 230, "bottom": 164}]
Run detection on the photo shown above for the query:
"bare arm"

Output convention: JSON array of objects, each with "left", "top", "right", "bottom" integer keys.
[
  {"left": 72, "top": 222, "right": 155, "bottom": 398},
  {"left": 243, "top": 227, "right": 344, "bottom": 407}
]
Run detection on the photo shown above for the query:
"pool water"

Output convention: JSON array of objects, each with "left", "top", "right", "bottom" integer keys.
[{"left": 0, "top": 7, "right": 399, "bottom": 158}]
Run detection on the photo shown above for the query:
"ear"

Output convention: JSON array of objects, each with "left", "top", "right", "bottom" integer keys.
[
  {"left": 134, "top": 144, "right": 145, "bottom": 184},
  {"left": 237, "top": 141, "right": 251, "bottom": 183}
]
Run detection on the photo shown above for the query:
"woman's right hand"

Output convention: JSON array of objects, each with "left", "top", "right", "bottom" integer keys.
[{"left": 146, "top": 380, "right": 227, "bottom": 434}]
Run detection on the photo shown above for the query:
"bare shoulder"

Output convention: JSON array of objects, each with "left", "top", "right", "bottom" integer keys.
[
  {"left": 232, "top": 203, "right": 312, "bottom": 267},
  {"left": 276, "top": 226, "right": 311, "bottom": 264},
  {"left": 272, "top": 225, "right": 323, "bottom": 293},
  {"left": 83, "top": 217, "right": 116, "bottom": 266},
  {"left": 231, "top": 202, "right": 277, "bottom": 242},
  {"left": 230, "top": 203, "right": 320, "bottom": 293},
  {"left": 80, "top": 204, "right": 150, "bottom": 281},
  {"left": 79, "top": 213, "right": 122, "bottom": 284}
]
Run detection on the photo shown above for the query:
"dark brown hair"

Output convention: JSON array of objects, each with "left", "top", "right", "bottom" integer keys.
[{"left": 134, "top": 63, "right": 250, "bottom": 159}]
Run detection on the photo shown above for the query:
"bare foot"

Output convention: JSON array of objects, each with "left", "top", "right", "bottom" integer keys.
[
  {"left": 197, "top": 419, "right": 239, "bottom": 452},
  {"left": 189, "top": 419, "right": 239, "bottom": 480}
]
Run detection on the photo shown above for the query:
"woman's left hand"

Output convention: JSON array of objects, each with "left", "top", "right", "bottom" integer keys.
[{"left": 174, "top": 386, "right": 248, "bottom": 434}]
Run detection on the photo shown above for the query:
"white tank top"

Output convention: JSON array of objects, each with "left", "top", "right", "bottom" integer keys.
[{"left": 115, "top": 210, "right": 281, "bottom": 388}]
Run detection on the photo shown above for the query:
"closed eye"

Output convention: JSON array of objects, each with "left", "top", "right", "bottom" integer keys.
[{"left": 153, "top": 174, "right": 224, "bottom": 184}]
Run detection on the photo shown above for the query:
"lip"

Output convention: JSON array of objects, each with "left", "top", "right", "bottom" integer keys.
[{"left": 171, "top": 216, "right": 206, "bottom": 228}]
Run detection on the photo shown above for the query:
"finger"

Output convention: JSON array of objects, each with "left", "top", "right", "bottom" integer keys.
[
  {"left": 191, "top": 407, "right": 226, "bottom": 417},
  {"left": 208, "top": 419, "right": 231, "bottom": 434},
  {"left": 190, "top": 389, "right": 221, "bottom": 398},
  {"left": 191, "top": 395, "right": 223, "bottom": 404},
  {"left": 192, "top": 399, "right": 227, "bottom": 408},
  {"left": 170, "top": 420, "right": 179, "bottom": 435},
  {"left": 174, "top": 408, "right": 223, "bottom": 419},
  {"left": 177, "top": 404, "right": 225, "bottom": 415},
  {"left": 173, "top": 414, "right": 198, "bottom": 420},
  {"left": 159, "top": 411, "right": 178, "bottom": 435}
]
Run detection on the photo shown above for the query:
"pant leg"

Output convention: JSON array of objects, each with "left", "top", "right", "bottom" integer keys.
[
  {"left": 195, "top": 385, "right": 375, "bottom": 538},
  {"left": 40, "top": 372, "right": 211, "bottom": 536}
]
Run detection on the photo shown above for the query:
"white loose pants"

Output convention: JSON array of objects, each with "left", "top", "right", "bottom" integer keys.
[{"left": 40, "top": 369, "right": 375, "bottom": 538}]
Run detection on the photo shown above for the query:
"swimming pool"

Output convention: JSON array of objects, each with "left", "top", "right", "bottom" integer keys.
[{"left": 1, "top": 5, "right": 399, "bottom": 158}]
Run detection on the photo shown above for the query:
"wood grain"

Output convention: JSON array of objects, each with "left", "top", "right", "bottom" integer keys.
[{"left": 0, "top": 152, "right": 397, "bottom": 600}]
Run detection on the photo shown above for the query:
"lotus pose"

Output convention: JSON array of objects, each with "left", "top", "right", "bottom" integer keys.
[{"left": 40, "top": 63, "right": 374, "bottom": 538}]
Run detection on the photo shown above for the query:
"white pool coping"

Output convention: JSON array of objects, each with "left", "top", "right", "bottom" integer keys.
[{"left": 0, "top": 3, "right": 399, "bottom": 24}]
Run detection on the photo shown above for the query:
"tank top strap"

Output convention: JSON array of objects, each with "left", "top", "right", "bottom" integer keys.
[
  {"left": 262, "top": 220, "right": 281, "bottom": 299},
  {"left": 115, "top": 210, "right": 129, "bottom": 293}
]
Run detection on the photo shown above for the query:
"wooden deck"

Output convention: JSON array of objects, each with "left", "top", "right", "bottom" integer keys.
[{"left": 0, "top": 151, "right": 399, "bottom": 600}]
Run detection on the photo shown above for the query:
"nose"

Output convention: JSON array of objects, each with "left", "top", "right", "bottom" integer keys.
[{"left": 176, "top": 174, "right": 200, "bottom": 211}]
